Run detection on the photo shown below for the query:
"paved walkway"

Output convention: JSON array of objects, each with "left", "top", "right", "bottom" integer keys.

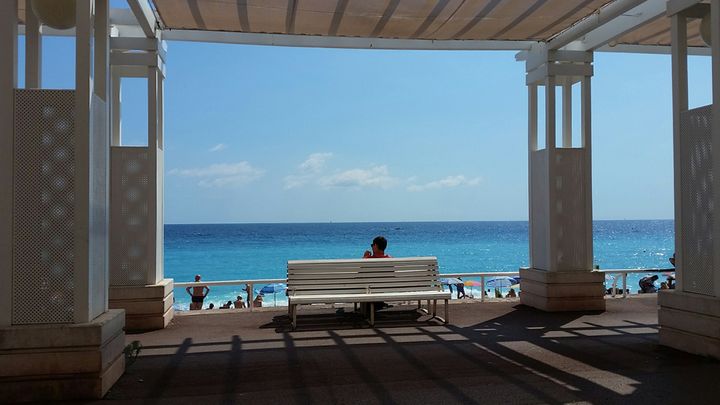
[{"left": 92, "top": 296, "right": 719, "bottom": 404}]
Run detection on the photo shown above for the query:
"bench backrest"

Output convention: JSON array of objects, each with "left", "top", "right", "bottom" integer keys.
[{"left": 287, "top": 257, "right": 440, "bottom": 296}]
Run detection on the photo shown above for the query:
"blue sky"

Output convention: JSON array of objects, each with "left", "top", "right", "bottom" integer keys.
[{"left": 23, "top": 29, "right": 711, "bottom": 224}]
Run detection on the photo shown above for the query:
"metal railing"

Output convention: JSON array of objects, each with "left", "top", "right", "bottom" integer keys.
[
  {"left": 597, "top": 268, "right": 675, "bottom": 298},
  {"left": 175, "top": 278, "right": 284, "bottom": 312},
  {"left": 174, "top": 267, "right": 675, "bottom": 310}
]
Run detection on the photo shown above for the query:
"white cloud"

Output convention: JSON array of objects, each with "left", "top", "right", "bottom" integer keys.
[
  {"left": 407, "top": 175, "right": 481, "bottom": 192},
  {"left": 209, "top": 143, "right": 227, "bottom": 152},
  {"left": 283, "top": 152, "right": 334, "bottom": 189},
  {"left": 318, "top": 165, "right": 397, "bottom": 189},
  {"left": 169, "top": 162, "right": 264, "bottom": 188},
  {"left": 299, "top": 152, "right": 332, "bottom": 173}
]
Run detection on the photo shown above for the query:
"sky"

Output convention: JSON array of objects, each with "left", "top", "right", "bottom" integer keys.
[{"left": 21, "top": 15, "right": 712, "bottom": 224}]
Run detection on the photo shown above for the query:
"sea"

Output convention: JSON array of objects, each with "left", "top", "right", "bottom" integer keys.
[{"left": 167, "top": 220, "right": 674, "bottom": 310}]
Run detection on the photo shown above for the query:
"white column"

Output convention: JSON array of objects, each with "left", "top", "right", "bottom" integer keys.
[
  {"left": 111, "top": 70, "right": 122, "bottom": 145},
  {"left": 0, "top": 0, "right": 18, "bottom": 328},
  {"left": 562, "top": 83, "right": 572, "bottom": 147},
  {"left": 147, "top": 65, "right": 159, "bottom": 285},
  {"left": 528, "top": 85, "right": 537, "bottom": 270},
  {"left": 24, "top": 4, "right": 41, "bottom": 88},
  {"left": 581, "top": 77, "right": 593, "bottom": 269},
  {"left": 545, "top": 75, "right": 557, "bottom": 271},
  {"left": 671, "top": 12, "right": 688, "bottom": 291}
]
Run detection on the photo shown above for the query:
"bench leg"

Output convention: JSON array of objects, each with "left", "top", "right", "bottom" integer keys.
[
  {"left": 417, "top": 300, "right": 421, "bottom": 310},
  {"left": 444, "top": 299, "right": 449, "bottom": 324},
  {"left": 291, "top": 305, "right": 297, "bottom": 330},
  {"left": 432, "top": 299, "right": 437, "bottom": 317},
  {"left": 370, "top": 303, "right": 375, "bottom": 327},
  {"left": 354, "top": 302, "right": 358, "bottom": 312}
]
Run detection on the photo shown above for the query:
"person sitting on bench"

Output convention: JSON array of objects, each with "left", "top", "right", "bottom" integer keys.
[{"left": 363, "top": 236, "right": 392, "bottom": 310}]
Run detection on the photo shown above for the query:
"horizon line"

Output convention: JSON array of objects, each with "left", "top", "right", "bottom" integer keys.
[{"left": 164, "top": 218, "right": 674, "bottom": 226}]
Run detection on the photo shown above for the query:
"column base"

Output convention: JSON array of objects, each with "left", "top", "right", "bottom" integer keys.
[
  {"left": 109, "top": 278, "right": 174, "bottom": 332},
  {"left": 519, "top": 267, "right": 606, "bottom": 312},
  {"left": 0, "top": 309, "right": 126, "bottom": 402},
  {"left": 659, "top": 290, "right": 720, "bottom": 360}
]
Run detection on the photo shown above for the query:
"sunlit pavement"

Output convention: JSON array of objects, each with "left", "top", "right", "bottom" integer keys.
[{"left": 91, "top": 295, "right": 720, "bottom": 404}]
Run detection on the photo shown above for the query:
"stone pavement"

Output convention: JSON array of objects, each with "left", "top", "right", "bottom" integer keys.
[{"left": 85, "top": 295, "right": 720, "bottom": 404}]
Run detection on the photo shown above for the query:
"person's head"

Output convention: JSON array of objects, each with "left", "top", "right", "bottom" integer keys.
[
  {"left": 194, "top": 274, "right": 201, "bottom": 282},
  {"left": 236, "top": 295, "right": 241, "bottom": 300},
  {"left": 227, "top": 301, "right": 232, "bottom": 305},
  {"left": 509, "top": 288, "right": 515, "bottom": 293},
  {"left": 669, "top": 253, "right": 676, "bottom": 267},
  {"left": 371, "top": 236, "right": 388, "bottom": 254},
  {"left": 208, "top": 303, "right": 214, "bottom": 309}
]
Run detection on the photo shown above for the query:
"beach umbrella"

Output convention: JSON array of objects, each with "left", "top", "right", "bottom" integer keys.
[
  {"left": 440, "top": 278, "right": 463, "bottom": 285},
  {"left": 485, "top": 276, "right": 516, "bottom": 289},
  {"left": 464, "top": 280, "right": 482, "bottom": 287},
  {"left": 260, "top": 283, "right": 286, "bottom": 307}
]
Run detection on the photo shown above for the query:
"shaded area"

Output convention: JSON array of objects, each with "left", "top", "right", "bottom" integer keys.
[{"left": 98, "top": 297, "right": 720, "bottom": 404}]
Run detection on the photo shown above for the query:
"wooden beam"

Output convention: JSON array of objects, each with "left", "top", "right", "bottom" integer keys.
[{"left": 127, "top": 0, "right": 157, "bottom": 38}]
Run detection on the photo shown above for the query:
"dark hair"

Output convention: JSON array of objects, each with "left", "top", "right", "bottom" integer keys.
[{"left": 373, "top": 236, "right": 388, "bottom": 251}]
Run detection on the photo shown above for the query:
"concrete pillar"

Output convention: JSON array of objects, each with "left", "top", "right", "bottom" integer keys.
[
  {"left": 660, "top": 0, "right": 720, "bottom": 360},
  {"left": 520, "top": 48, "right": 605, "bottom": 312},
  {"left": 108, "top": 39, "right": 174, "bottom": 331},
  {"left": 0, "top": 1, "right": 125, "bottom": 401}
]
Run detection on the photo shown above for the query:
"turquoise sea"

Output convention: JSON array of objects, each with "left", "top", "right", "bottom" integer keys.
[{"left": 167, "top": 220, "right": 674, "bottom": 310}]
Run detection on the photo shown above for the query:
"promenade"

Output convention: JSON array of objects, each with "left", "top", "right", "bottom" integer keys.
[{"left": 95, "top": 295, "right": 719, "bottom": 404}]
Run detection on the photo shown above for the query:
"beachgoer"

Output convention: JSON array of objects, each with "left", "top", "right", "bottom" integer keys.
[
  {"left": 206, "top": 303, "right": 215, "bottom": 310},
  {"left": 660, "top": 282, "right": 669, "bottom": 290},
  {"left": 186, "top": 274, "right": 210, "bottom": 310},
  {"left": 220, "top": 300, "right": 232, "bottom": 309},
  {"left": 669, "top": 253, "right": 676, "bottom": 267},
  {"left": 363, "top": 236, "right": 392, "bottom": 259},
  {"left": 362, "top": 236, "right": 392, "bottom": 310},
  {"left": 253, "top": 294, "right": 263, "bottom": 308},
  {"left": 234, "top": 295, "right": 246, "bottom": 309},
  {"left": 507, "top": 288, "right": 517, "bottom": 298},
  {"left": 455, "top": 278, "right": 466, "bottom": 299},
  {"left": 638, "top": 275, "right": 659, "bottom": 293}
]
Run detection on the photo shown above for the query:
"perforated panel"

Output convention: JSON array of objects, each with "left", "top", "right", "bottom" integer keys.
[
  {"left": 554, "top": 149, "right": 589, "bottom": 271},
  {"left": 12, "top": 89, "right": 76, "bottom": 324},
  {"left": 110, "top": 147, "right": 150, "bottom": 286},
  {"left": 680, "top": 105, "right": 715, "bottom": 296}
]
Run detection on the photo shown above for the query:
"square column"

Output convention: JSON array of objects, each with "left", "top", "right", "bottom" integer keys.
[
  {"left": 521, "top": 49, "right": 605, "bottom": 312},
  {"left": 0, "top": 1, "right": 125, "bottom": 401},
  {"left": 660, "top": 0, "right": 720, "bottom": 360},
  {"left": 107, "top": 38, "right": 174, "bottom": 331}
]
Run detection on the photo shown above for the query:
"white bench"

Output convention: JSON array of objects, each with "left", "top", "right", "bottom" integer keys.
[{"left": 286, "top": 257, "right": 451, "bottom": 329}]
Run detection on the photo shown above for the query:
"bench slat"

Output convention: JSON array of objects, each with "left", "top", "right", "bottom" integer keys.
[
  {"left": 288, "top": 275, "right": 440, "bottom": 286},
  {"left": 288, "top": 265, "right": 437, "bottom": 273},
  {"left": 289, "top": 285, "right": 443, "bottom": 295},
  {"left": 289, "top": 290, "right": 451, "bottom": 304},
  {"left": 288, "top": 257, "right": 437, "bottom": 266}
]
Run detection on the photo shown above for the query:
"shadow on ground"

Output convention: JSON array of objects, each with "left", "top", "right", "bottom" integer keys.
[{"left": 90, "top": 296, "right": 720, "bottom": 404}]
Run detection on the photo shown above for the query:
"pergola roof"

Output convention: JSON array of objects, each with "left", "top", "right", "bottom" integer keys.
[
  {"left": 153, "top": 0, "right": 612, "bottom": 42},
  {"left": 13, "top": 1, "right": 710, "bottom": 53},
  {"left": 149, "top": 0, "right": 709, "bottom": 51}
]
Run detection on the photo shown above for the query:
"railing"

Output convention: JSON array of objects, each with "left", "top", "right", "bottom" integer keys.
[
  {"left": 597, "top": 268, "right": 675, "bottom": 298},
  {"left": 440, "top": 271, "right": 519, "bottom": 302},
  {"left": 175, "top": 278, "right": 284, "bottom": 312},
  {"left": 174, "top": 267, "right": 676, "bottom": 310}
]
